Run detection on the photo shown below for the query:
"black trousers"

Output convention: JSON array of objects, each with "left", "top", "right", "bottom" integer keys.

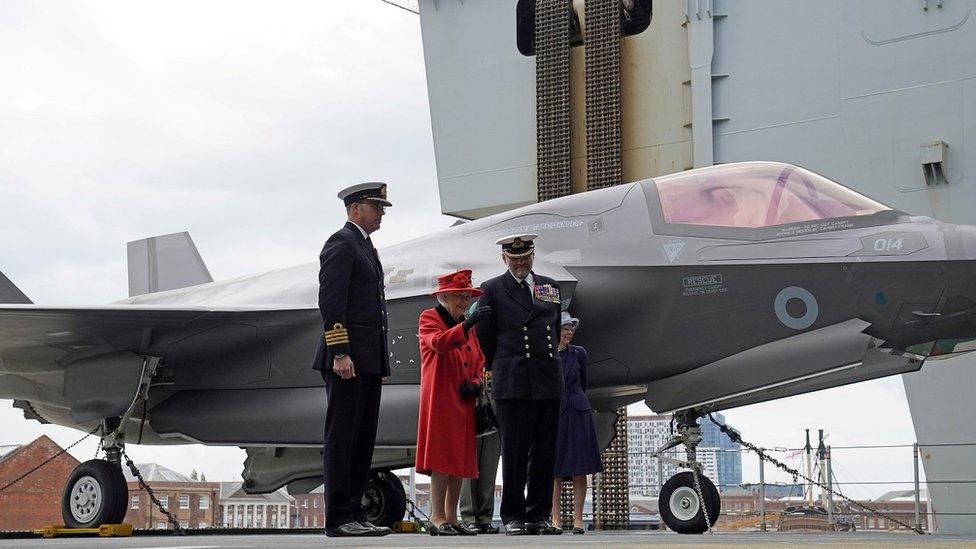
[
  {"left": 494, "top": 398, "right": 560, "bottom": 524},
  {"left": 322, "top": 370, "right": 382, "bottom": 528}
]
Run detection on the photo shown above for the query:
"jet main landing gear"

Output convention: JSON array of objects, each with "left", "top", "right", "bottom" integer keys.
[
  {"left": 650, "top": 409, "right": 722, "bottom": 534},
  {"left": 61, "top": 357, "right": 162, "bottom": 529},
  {"left": 61, "top": 419, "right": 128, "bottom": 528},
  {"left": 362, "top": 470, "right": 407, "bottom": 527}
]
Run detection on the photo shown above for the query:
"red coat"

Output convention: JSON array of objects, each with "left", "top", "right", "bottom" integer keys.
[{"left": 415, "top": 306, "right": 484, "bottom": 478}]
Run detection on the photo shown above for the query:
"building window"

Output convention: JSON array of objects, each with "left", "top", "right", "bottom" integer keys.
[
  {"left": 131, "top": 496, "right": 140, "bottom": 509},
  {"left": 179, "top": 494, "right": 190, "bottom": 509},
  {"left": 156, "top": 522, "right": 167, "bottom": 529},
  {"left": 199, "top": 495, "right": 210, "bottom": 509},
  {"left": 304, "top": 516, "right": 309, "bottom": 528},
  {"left": 180, "top": 521, "right": 189, "bottom": 529},
  {"left": 158, "top": 494, "right": 168, "bottom": 508},
  {"left": 303, "top": 499, "right": 308, "bottom": 508},
  {"left": 313, "top": 499, "right": 318, "bottom": 509}
]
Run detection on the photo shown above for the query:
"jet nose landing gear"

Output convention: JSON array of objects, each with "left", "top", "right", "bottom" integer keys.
[
  {"left": 659, "top": 471, "right": 720, "bottom": 534},
  {"left": 649, "top": 409, "right": 722, "bottom": 534}
]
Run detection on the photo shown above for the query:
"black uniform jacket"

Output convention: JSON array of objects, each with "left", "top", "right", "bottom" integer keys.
[
  {"left": 475, "top": 271, "right": 563, "bottom": 400},
  {"left": 311, "top": 221, "right": 390, "bottom": 377}
]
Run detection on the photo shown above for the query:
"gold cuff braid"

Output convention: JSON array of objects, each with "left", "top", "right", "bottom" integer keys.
[{"left": 324, "top": 323, "right": 349, "bottom": 345}]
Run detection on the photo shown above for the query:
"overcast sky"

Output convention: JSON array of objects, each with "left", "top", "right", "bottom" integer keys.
[{"left": 1, "top": 0, "right": 926, "bottom": 499}]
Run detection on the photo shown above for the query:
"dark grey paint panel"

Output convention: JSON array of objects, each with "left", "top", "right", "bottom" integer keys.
[
  {"left": 678, "top": 348, "right": 923, "bottom": 414},
  {"left": 0, "top": 271, "right": 31, "bottom": 304},
  {"left": 644, "top": 320, "right": 871, "bottom": 412},
  {"left": 151, "top": 385, "right": 420, "bottom": 447},
  {"left": 64, "top": 351, "right": 145, "bottom": 423}
]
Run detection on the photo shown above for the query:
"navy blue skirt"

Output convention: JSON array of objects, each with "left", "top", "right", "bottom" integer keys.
[{"left": 553, "top": 404, "right": 603, "bottom": 478}]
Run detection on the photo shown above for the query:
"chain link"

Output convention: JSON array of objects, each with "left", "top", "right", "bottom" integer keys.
[
  {"left": 404, "top": 494, "right": 430, "bottom": 531},
  {"left": 707, "top": 413, "right": 926, "bottom": 535},
  {"left": 0, "top": 425, "right": 100, "bottom": 493},
  {"left": 121, "top": 448, "right": 185, "bottom": 535},
  {"left": 690, "top": 464, "right": 713, "bottom": 534}
]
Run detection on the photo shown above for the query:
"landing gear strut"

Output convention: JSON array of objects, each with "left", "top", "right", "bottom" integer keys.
[
  {"left": 650, "top": 409, "right": 721, "bottom": 534},
  {"left": 61, "top": 357, "right": 161, "bottom": 529}
]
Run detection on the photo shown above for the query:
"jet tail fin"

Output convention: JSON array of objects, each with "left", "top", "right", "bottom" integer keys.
[
  {"left": 127, "top": 231, "right": 213, "bottom": 297},
  {"left": 0, "top": 271, "right": 31, "bottom": 304}
]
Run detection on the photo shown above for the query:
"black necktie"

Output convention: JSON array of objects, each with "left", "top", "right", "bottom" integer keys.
[
  {"left": 366, "top": 237, "right": 381, "bottom": 271},
  {"left": 521, "top": 280, "right": 531, "bottom": 297}
]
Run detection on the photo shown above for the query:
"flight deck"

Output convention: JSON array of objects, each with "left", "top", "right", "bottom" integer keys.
[{"left": 1, "top": 531, "right": 975, "bottom": 549}]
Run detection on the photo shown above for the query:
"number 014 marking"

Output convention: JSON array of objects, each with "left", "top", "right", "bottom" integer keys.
[{"left": 873, "top": 238, "right": 903, "bottom": 252}]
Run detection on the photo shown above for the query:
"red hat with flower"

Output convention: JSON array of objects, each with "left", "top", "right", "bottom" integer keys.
[{"left": 431, "top": 269, "right": 483, "bottom": 297}]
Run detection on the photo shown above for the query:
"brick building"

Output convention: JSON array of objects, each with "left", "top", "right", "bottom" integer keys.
[
  {"left": 0, "top": 435, "right": 80, "bottom": 531},
  {"left": 292, "top": 485, "right": 325, "bottom": 528},
  {"left": 123, "top": 463, "right": 219, "bottom": 530}
]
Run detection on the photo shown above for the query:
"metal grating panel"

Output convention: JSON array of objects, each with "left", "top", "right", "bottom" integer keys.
[
  {"left": 584, "top": 0, "right": 622, "bottom": 191},
  {"left": 535, "top": 0, "right": 572, "bottom": 202}
]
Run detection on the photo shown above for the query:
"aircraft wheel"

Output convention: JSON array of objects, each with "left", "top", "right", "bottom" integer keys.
[
  {"left": 362, "top": 470, "right": 406, "bottom": 528},
  {"left": 61, "top": 459, "right": 128, "bottom": 528},
  {"left": 658, "top": 471, "right": 721, "bottom": 534}
]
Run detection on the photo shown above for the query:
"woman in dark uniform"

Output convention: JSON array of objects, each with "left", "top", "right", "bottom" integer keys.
[{"left": 551, "top": 312, "right": 602, "bottom": 534}]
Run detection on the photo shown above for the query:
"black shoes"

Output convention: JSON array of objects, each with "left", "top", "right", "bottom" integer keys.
[
  {"left": 452, "top": 523, "right": 478, "bottom": 536},
  {"left": 526, "top": 519, "right": 563, "bottom": 535},
  {"left": 361, "top": 521, "right": 392, "bottom": 536},
  {"left": 427, "top": 522, "right": 457, "bottom": 536},
  {"left": 428, "top": 522, "right": 477, "bottom": 536},
  {"left": 470, "top": 522, "right": 500, "bottom": 534},
  {"left": 573, "top": 526, "right": 585, "bottom": 534},
  {"left": 325, "top": 521, "right": 374, "bottom": 537},
  {"left": 504, "top": 520, "right": 529, "bottom": 535}
]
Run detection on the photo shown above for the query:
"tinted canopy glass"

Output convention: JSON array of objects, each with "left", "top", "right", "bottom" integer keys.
[{"left": 654, "top": 162, "right": 891, "bottom": 229}]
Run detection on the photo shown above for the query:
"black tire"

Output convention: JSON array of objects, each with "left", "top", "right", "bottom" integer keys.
[
  {"left": 61, "top": 459, "right": 128, "bottom": 528},
  {"left": 658, "top": 471, "right": 721, "bottom": 534},
  {"left": 362, "top": 470, "right": 407, "bottom": 527}
]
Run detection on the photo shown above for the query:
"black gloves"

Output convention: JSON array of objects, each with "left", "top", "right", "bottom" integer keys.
[
  {"left": 458, "top": 380, "right": 483, "bottom": 399},
  {"left": 463, "top": 305, "right": 491, "bottom": 333}
]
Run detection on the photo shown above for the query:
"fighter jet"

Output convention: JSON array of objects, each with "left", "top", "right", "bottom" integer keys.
[{"left": 2, "top": 161, "right": 975, "bottom": 533}]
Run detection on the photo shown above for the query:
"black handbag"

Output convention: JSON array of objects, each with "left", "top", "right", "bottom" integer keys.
[{"left": 474, "top": 392, "right": 500, "bottom": 438}]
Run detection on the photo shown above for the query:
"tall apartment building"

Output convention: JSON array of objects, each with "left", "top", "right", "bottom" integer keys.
[{"left": 628, "top": 413, "right": 742, "bottom": 497}]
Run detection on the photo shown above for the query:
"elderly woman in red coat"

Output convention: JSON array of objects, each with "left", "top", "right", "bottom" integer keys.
[{"left": 416, "top": 269, "right": 492, "bottom": 536}]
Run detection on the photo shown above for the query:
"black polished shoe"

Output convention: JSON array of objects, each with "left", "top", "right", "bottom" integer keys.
[
  {"left": 527, "top": 519, "right": 563, "bottom": 535},
  {"left": 573, "top": 526, "right": 585, "bottom": 535},
  {"left": 504, "top": 520, "right": 528, "bottom": 535},
  {"left": 428, "top": 522, "right": 459, "bottom": 536},
  {"left": 361, "top": 521, "right": 392, "bottom": 536},
  {"left": 325, "top": 521, "right": 374, "bottom": 537},
  {"left": 471, "top": 523, "right": 499, "bottom": 534},
  {"left": 452, "top": 523, "right": 478, "bottom": 536}
]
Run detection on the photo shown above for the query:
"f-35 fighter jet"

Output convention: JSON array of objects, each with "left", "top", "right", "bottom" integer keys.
[{"left": 2, "top": 162, "right": 974, "bottom": 532}]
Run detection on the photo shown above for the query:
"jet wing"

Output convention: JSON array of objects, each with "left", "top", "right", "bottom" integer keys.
[{"left": 0, "top": 304, "right": 319, "bottom": 424}]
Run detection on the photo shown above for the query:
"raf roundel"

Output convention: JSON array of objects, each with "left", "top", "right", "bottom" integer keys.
[{"left": 774, "top": 286, "right": 819, "bottom": 330}]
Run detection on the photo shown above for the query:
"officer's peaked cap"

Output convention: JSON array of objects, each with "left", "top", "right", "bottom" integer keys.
[
  {"left": 338, "top": 182, "right": 393, "bottom": 207},
  {"left": 495, "top": 233, "right": 537, "bottom": 258}
]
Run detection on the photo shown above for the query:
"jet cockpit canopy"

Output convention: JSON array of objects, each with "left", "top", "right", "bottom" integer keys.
[{"left": 643, "top": 162, "right": 899, "bottom": 240}]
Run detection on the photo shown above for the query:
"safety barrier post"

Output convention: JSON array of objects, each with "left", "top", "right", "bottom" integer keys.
[
  {"left": 759, "top": 454, "right": 766, "bottom": 532},
  {"left": 914, "top": 442, "right": 921, "bottom": 532}
]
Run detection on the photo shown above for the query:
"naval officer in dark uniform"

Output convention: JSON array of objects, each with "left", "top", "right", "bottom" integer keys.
[
  {"left": 312, "top": 182, "right": 392, "bottom": 537},
  {"left": 475, "top": 234, "right": 564, "bottom": 535}
]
